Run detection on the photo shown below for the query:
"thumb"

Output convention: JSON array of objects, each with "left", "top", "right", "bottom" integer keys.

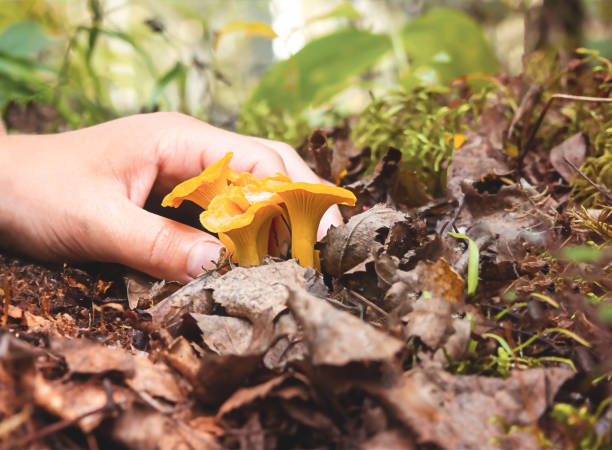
[{"left": 101, "top": 199, "right": 223, "bottom": 283}]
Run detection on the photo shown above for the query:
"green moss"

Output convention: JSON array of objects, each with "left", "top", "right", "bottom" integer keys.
[{"left": 350, "top": 86, "right": 490, "bottom": 202}]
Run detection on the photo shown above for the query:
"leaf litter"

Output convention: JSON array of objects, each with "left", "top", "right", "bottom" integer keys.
[{"left": 1, "top": 57, "right": 612, "bottom": 449}]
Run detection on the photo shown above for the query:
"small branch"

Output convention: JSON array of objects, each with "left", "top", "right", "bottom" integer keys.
[
  {"left": 348, "top": 289, "right": 388, "bottom": 318},
  {"left": 563, "top": 156, "right": 612, "bottom": 205}
]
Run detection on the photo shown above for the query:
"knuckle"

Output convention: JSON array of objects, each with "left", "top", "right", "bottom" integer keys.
[
  {"left": 147, "top": 222, "right": 175, "bottom": 267},
  {"left": 274, "top": 142, "right": 298, "bottom": 156}
]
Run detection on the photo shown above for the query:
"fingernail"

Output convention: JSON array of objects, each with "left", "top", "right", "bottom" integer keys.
[{"left": 187, "top": 242, "right": 222, "bottom": 278}]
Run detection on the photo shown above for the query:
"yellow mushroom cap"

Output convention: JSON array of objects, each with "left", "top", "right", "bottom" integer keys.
[
  {"left": 161, "top": 152, "right": 234, "bottom": 209},
  {"left": 200, "top": 192, "right": 283, "bottom": 267},
  {"left": 271, "top": 182, "right": 356, "bottom": 269},
  {"left": 230, "top": 172, "right": 292, "bottom": 205}
]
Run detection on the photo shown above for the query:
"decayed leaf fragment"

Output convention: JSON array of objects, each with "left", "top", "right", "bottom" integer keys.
[
  {"left": 33, "top": 373, "right": 134, "bottom": 433},
  {"left": 364, "top": 366, "right": 573, "bottom": 449},
  {"left": 549, "top": 132, "right": 587, "bottom": 183},
  {"left": 287, "top": 288, "right": 403, "bottom": 366},
  {"left": 398, "top": 257, "right": 466, "bottom": 304},
  {"left": 206, "top": 259, "right": 307, "bottom": 322}
]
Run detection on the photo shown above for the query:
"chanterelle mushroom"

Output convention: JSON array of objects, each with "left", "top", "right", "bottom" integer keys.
[
  {"left": 271, "top": 183, "right": 356, "bottom": 269},
  {"left": 199, "top": 188, "right": 283, "bottom": 267},
  {"left": 162, "top": 152, "right": 234, "bottom": 209}
]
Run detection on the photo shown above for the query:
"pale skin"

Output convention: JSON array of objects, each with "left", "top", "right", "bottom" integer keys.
[{"left": 0, "top": 112, "right": 342, "bottom": 283}]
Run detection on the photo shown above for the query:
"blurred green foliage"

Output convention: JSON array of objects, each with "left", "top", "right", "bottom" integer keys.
[
  {"left": 237, "top": 101, "right": 311, "bottom": 147},
  {"left": 245, "top": 28, "right": 392, "bottom": 114},
  {"left": 550, "top": 400, "right": 612, "bottom": 450},
  {"left": 399, "top": 9, "right": 499, "bottom": 89}
]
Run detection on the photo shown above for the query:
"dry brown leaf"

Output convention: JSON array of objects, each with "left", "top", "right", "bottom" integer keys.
[
  {"left": 361, "top": 429, "right": 416, "bottom": 450},
  {"left": 51, "top": 338, "right": 134, "bottom": 376},
  {"left": 163, "top": 336, "right": 201, "bottom": 381},
  {"left": 319, "top": 204, "right": 405, "bottom": 277},
  {"left": 33, "top": 373, "right": 133, "bottom": 433},
  {"left": 457, "top": 182, "right": 556, "bottom": 263},
  {"left": 402, "top": 308, "right": 452, "bottom": 349},
  {"left": 263, "top": 312, "right": 307, "bottom": 370},
  {"left": 207, "top": 260, "right": 307, "bottom": 322},
  {"left": 365, "top": 367, "right": 573, "bottom": 449},
  {"left": 148, "top": 270, "right": 219, "bottom": 333},
  {"left": 110, "top": 405, "right": 219, "bottom": 449},
  {"left": 400, "top": 258, "right": 466, "bottom": 304},
  {"left": 125, "top": 272, "right": 181, "bottom": 309},
  {"left": 549, "top": 132, "right": 587, "bottom": 183},
  {"left": 447, "top": 105, "right": 510, "bottom": 198},
  {"left": 287, "top": 289, "right": 403, "bottom": 366},
  {"left": 194, "top": 353, "right": 260, "bottom": 406},
  {"left": 191, "top": 313, "right": 253, "bottom": 355},
  {"left": 127, "top": 354, "right": 188, "bottom": 404},
  {"left": 217, "top": 373, "right": 291, "bottom": 417}
]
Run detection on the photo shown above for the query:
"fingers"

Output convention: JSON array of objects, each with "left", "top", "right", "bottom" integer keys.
[
  {"left": 250, "top": 137, "right": 321, "bottom": 183},
  {"left": 318, "top": 205, "right": 344, "bottom": 239},
  {"left": 100, "top": 197, "right": 223, "bottom": 283},
  {"left": 152, "top": 113, "right": 288, "bottom": 191}
]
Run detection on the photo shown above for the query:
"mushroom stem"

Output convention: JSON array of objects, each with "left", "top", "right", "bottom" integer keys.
[
  {"left": 256, "top": 216, "right": 276, "bottom": 260},
  {"left": 281, "top": 195, "right": 331, "bottom": 269},
  {"left": 290, "top": 214, "right": 320, "bottom": 268},
  {"left": 226, "top": 229, "right": 262, "bottom": 267},
  {"left": 273, "top": 183, "right": 356, "bottom": 270}
]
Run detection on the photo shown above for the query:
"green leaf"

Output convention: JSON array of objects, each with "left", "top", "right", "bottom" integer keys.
[
  {"left": 530, "top": 292, "right": 559, "bottom": 308},
  {"left": 148, "top": 62, "right": 187, "bottom": 110},
  {"left": 306, "top": 2, "right": 362, "bottom": 24},
  {"left": 449, "top": 232, "right": 480, "bottom": 295},
  {"left": 245, "top": 28, "right": 391, "bottom": 113},
  {"left": 483, "top": 333, "right": 513, "bottom": 356},
  {"left": 0, "top": 21, "right": 53, "bottom": 57},
  {"left": 400, "top": 8, "right": 498, "bottom": 85},
  {"left": 544, "top": 328, "right": 591, "bottom": 348}
]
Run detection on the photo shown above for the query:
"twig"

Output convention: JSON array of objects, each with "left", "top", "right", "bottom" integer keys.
[
  {"left": 518, "top": 94, "right": 612, "bottom": 172},
  {"left": 563, "top": 156, "right": 612, "bottom": 205},
  {"left": 348, "top": 290, "right": 388, "bottom": 318}
]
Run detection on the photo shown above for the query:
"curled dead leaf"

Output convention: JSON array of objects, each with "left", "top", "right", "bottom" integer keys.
[{"left": 319, "top": 204, "right": 406, "bottom": 277}]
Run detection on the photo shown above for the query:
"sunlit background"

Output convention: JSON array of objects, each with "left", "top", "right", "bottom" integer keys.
[{"left": 0, "top": 0, "right": 610, "bottom": 137}]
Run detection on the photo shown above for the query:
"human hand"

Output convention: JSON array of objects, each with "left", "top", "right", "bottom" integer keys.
[{"left": 0, "top": 112, "right": 342, "bottom": 282}]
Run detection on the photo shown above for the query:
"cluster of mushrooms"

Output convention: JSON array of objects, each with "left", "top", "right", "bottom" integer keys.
[{"left": 162, "top": 153, "right": 356, "bottom": 269}]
